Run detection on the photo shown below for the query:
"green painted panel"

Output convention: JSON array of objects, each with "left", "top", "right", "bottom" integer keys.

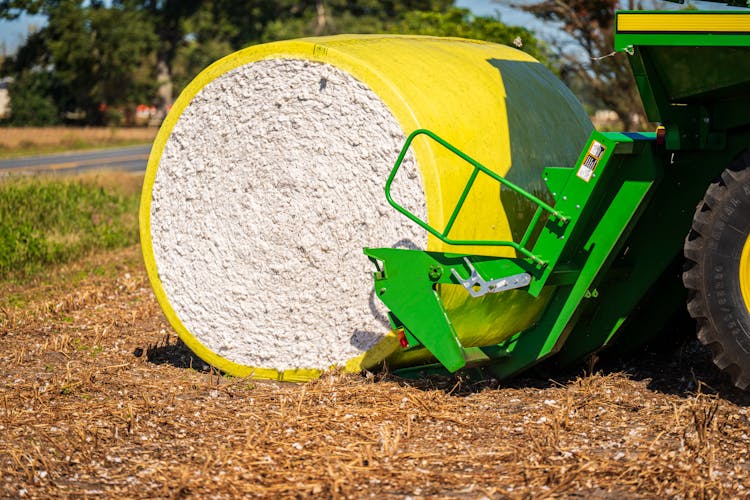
[{"left": 647, "top": 46, "right": 750, "bottom": 101}]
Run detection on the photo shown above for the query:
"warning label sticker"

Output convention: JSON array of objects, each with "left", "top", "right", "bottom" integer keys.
[{"left": 577, "top": 140, "right": 606, "bottom": 182}]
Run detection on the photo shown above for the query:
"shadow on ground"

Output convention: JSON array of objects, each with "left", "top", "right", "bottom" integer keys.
[
  {"left": 598, "top": 339, "right": 750, "bottom": 406},
  {"left": 384, "top": 335, "right": 750, "bottom": 407},
  {"left": 137, "top": 328, "right": 750, "bottom": 406},
  {"left": 135, "top": 334, "right": 211, "bottom": 372}
]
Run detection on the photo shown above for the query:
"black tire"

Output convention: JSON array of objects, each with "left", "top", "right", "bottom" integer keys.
[{"left": 683, "top": 151, "right": 750, "bottom": 391}]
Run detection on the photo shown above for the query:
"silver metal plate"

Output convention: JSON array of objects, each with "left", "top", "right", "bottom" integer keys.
[{"left": 451, "top": 257, "right": 531, "bottom": 298}]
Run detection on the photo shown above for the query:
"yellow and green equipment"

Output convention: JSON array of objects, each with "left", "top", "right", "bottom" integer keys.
[
  {"left": 143, "top": 4, "right": 750, "bottom": 389},
  {"left": 364, "top": 6, "right": 750, "bottom": 389}
]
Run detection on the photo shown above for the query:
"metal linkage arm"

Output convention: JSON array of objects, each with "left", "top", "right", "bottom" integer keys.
[{"left": 363, "top": 247, "right": 532, "bottom": 372}]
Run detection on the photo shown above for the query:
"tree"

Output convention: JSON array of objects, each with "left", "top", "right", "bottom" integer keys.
[
  {"left": 119, "top": 0, "right": 460, "bottom": 101},
  {"left": 390, "top": 7, "right": 548, "bottom": 64},
  {"left": 1, "top": 0, "right": 158, "bottom": 124},
  {"left": 2, "top": 0, "right": 549, "bottom": 124},
  {"left": 513, "top": 0, "right": 648, "bottom": 130},
  {"left": 169, "top": 7, "right": 236, "bottom": 95},
  {"left": 259, "top": 0, "right": 454, "bottom": 40},
  {"left": 45, "top": 1, "right": 158, "bottom": 122},
  {"left": 5, "top": 69, "right": 59, "bottom": 125}
]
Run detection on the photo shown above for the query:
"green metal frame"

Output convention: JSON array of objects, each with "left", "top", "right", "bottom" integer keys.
[
  {"left": 366, "top": 131, "right": 664, "bottom": 376},
  {"left": 615, "top": 11, "right": 750, "bottom": 150},
  {"left": 386, "top": 129, "right": 565, "bottom": 264},
  {"left": 615, "top": 11, "right": 750, "bottom": 51},
  {"left": 615, "top": 31, "right": 750, "bottom": 51},
  {"left": 364, "top": 248, "right": 533, "bottom": 372},
  {"left": 557, "top": 9, "right": 750, "bottom": 365},
  {"left": 489, "top": 133, "right": 663, "bottom": 379},
  {"left": 363, "top": 9, "right": 750, "bottom": 380}
]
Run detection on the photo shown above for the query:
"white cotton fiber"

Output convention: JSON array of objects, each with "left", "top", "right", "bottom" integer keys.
[{"left": 149, "top": 58, "right": 426, "bottom": 371}]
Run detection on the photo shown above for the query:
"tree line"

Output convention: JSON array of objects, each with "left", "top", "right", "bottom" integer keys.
[{"left": 0, "top": 0, "right": 549, "bottom": 126}]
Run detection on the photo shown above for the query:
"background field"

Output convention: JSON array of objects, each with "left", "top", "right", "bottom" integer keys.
[
  {"left": 0, "top": 127, "right": 158, "bottom": 158},
  {"left": 0, "top": 174, "right": 748, "bottom": 498}
]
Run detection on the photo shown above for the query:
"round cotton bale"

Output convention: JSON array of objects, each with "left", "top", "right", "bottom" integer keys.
[{"left": 140, "top": 35, "right": 593, "bottom": 381}]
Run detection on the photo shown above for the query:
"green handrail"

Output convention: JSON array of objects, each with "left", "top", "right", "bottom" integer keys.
[{"left": 384, "top": 129, "right": 567, "bottom": 264}]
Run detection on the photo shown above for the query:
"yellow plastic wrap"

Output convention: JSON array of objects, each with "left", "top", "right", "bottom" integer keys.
[{"left": 141, "top": 35, "right": 592, "bottom": 380}]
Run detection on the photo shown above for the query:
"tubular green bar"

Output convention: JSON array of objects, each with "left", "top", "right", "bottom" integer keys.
[
  {"left": 384, "top": 129, "right": 566, "bottom": 264},
  {"left": 387, "top": 129, "right": 564, "bottom": 220},
  {"left": 442, "top": 168, "right": 480, "bottom": 237},
  {"left": 519, "top": 206, "right": 544, "bottom": 249}
]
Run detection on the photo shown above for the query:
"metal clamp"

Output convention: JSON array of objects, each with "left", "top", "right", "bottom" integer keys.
[{"left": 451, "top": 258, "right": 531, "bottom": 297}]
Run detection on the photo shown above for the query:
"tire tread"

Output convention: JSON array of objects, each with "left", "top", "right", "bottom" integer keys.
[{"left": 683, "top": 153, "right": 750, "bottom": 391}]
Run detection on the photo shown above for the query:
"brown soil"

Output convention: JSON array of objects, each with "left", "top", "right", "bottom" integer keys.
[{"left": 1, "top": 246, "right": 748, "bottom": 498}]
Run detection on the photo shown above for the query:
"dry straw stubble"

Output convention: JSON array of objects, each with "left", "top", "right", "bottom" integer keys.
[{"left": 0, "top": 246, "right": 748, "bottom": 497}]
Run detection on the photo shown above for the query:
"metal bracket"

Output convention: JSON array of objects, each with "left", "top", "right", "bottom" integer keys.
[{"left": 451, "top": 258, "right": 531, "bottom": 298}]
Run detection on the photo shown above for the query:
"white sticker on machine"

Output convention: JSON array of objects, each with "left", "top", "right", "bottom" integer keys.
[{"left": 577, "top": 140, "right": 606, "bottom": 182}]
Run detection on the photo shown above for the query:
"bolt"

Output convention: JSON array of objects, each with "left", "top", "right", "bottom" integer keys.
[
  {"left": 379, "top": 288, "right": 386, "bottom": 296},
  {"left": 428, "top": 265, "right": 443, "bottom": 281},
  {"left": 584, "top": 289, "right": 599, "bottom": 299}
]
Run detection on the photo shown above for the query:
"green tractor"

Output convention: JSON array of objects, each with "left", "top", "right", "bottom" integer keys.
[{"left": 364, "top": 6, "right": 750, "bottom": 388}]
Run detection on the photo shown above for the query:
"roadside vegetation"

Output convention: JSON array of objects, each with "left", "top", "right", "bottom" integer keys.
[{"left": 0, "top": 173, "right": 142, "bottom": 279}]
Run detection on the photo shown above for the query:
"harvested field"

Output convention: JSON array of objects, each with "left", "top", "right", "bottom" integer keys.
[
  {"left": 1, "top": 245, "right": 749, "bottom": 498},
  {"left": 0, "top": 127, "right": 157, "bottom": 158}
]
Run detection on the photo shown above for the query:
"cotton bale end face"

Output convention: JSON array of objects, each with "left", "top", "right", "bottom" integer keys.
[{"left": 140, "top": 35, "right": 593, "bottom": 381}]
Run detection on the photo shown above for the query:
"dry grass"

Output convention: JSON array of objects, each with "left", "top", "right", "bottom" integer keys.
[
  {"left": 1, "top": 246, "right": 749, "bottom": 498},
  {"left": 0, "top": 127, "right": 158, "bottom": 148},
  {"left": 0, "top": 127, "right": 157, "bottom": 158}
]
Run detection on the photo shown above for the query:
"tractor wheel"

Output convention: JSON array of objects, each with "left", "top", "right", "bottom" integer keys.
[{"left": 683, "top": 152, "right": 750, "bottom": 390}]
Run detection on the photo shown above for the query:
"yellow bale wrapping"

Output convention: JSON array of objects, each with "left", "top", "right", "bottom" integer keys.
[{"left": 140, "top": 35, "right": 592, "bottom": 380}]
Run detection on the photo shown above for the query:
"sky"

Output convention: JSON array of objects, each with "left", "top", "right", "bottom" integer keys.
[
  {"left": 0, "top": 0, "right": 745, "bottom": 56},
  {"left": 0, "top": 12, "right": 45, "bottom": 56},
  {"left": 457, "top": 0, "right": 528, "bottom": 22}
]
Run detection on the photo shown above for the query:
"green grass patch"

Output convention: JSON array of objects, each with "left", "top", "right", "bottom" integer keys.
[{"left": 0, "top": 174, "right": 142, "bottom": 279}]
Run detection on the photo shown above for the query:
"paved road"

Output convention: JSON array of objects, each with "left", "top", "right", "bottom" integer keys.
[{"left": 0, "top": 144, "right": 152, "bottom": 174}]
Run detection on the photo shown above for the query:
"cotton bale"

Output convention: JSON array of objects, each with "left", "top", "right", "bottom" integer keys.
[{"left": 140, "top": 35, "right": 593, "bottom": 380}]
